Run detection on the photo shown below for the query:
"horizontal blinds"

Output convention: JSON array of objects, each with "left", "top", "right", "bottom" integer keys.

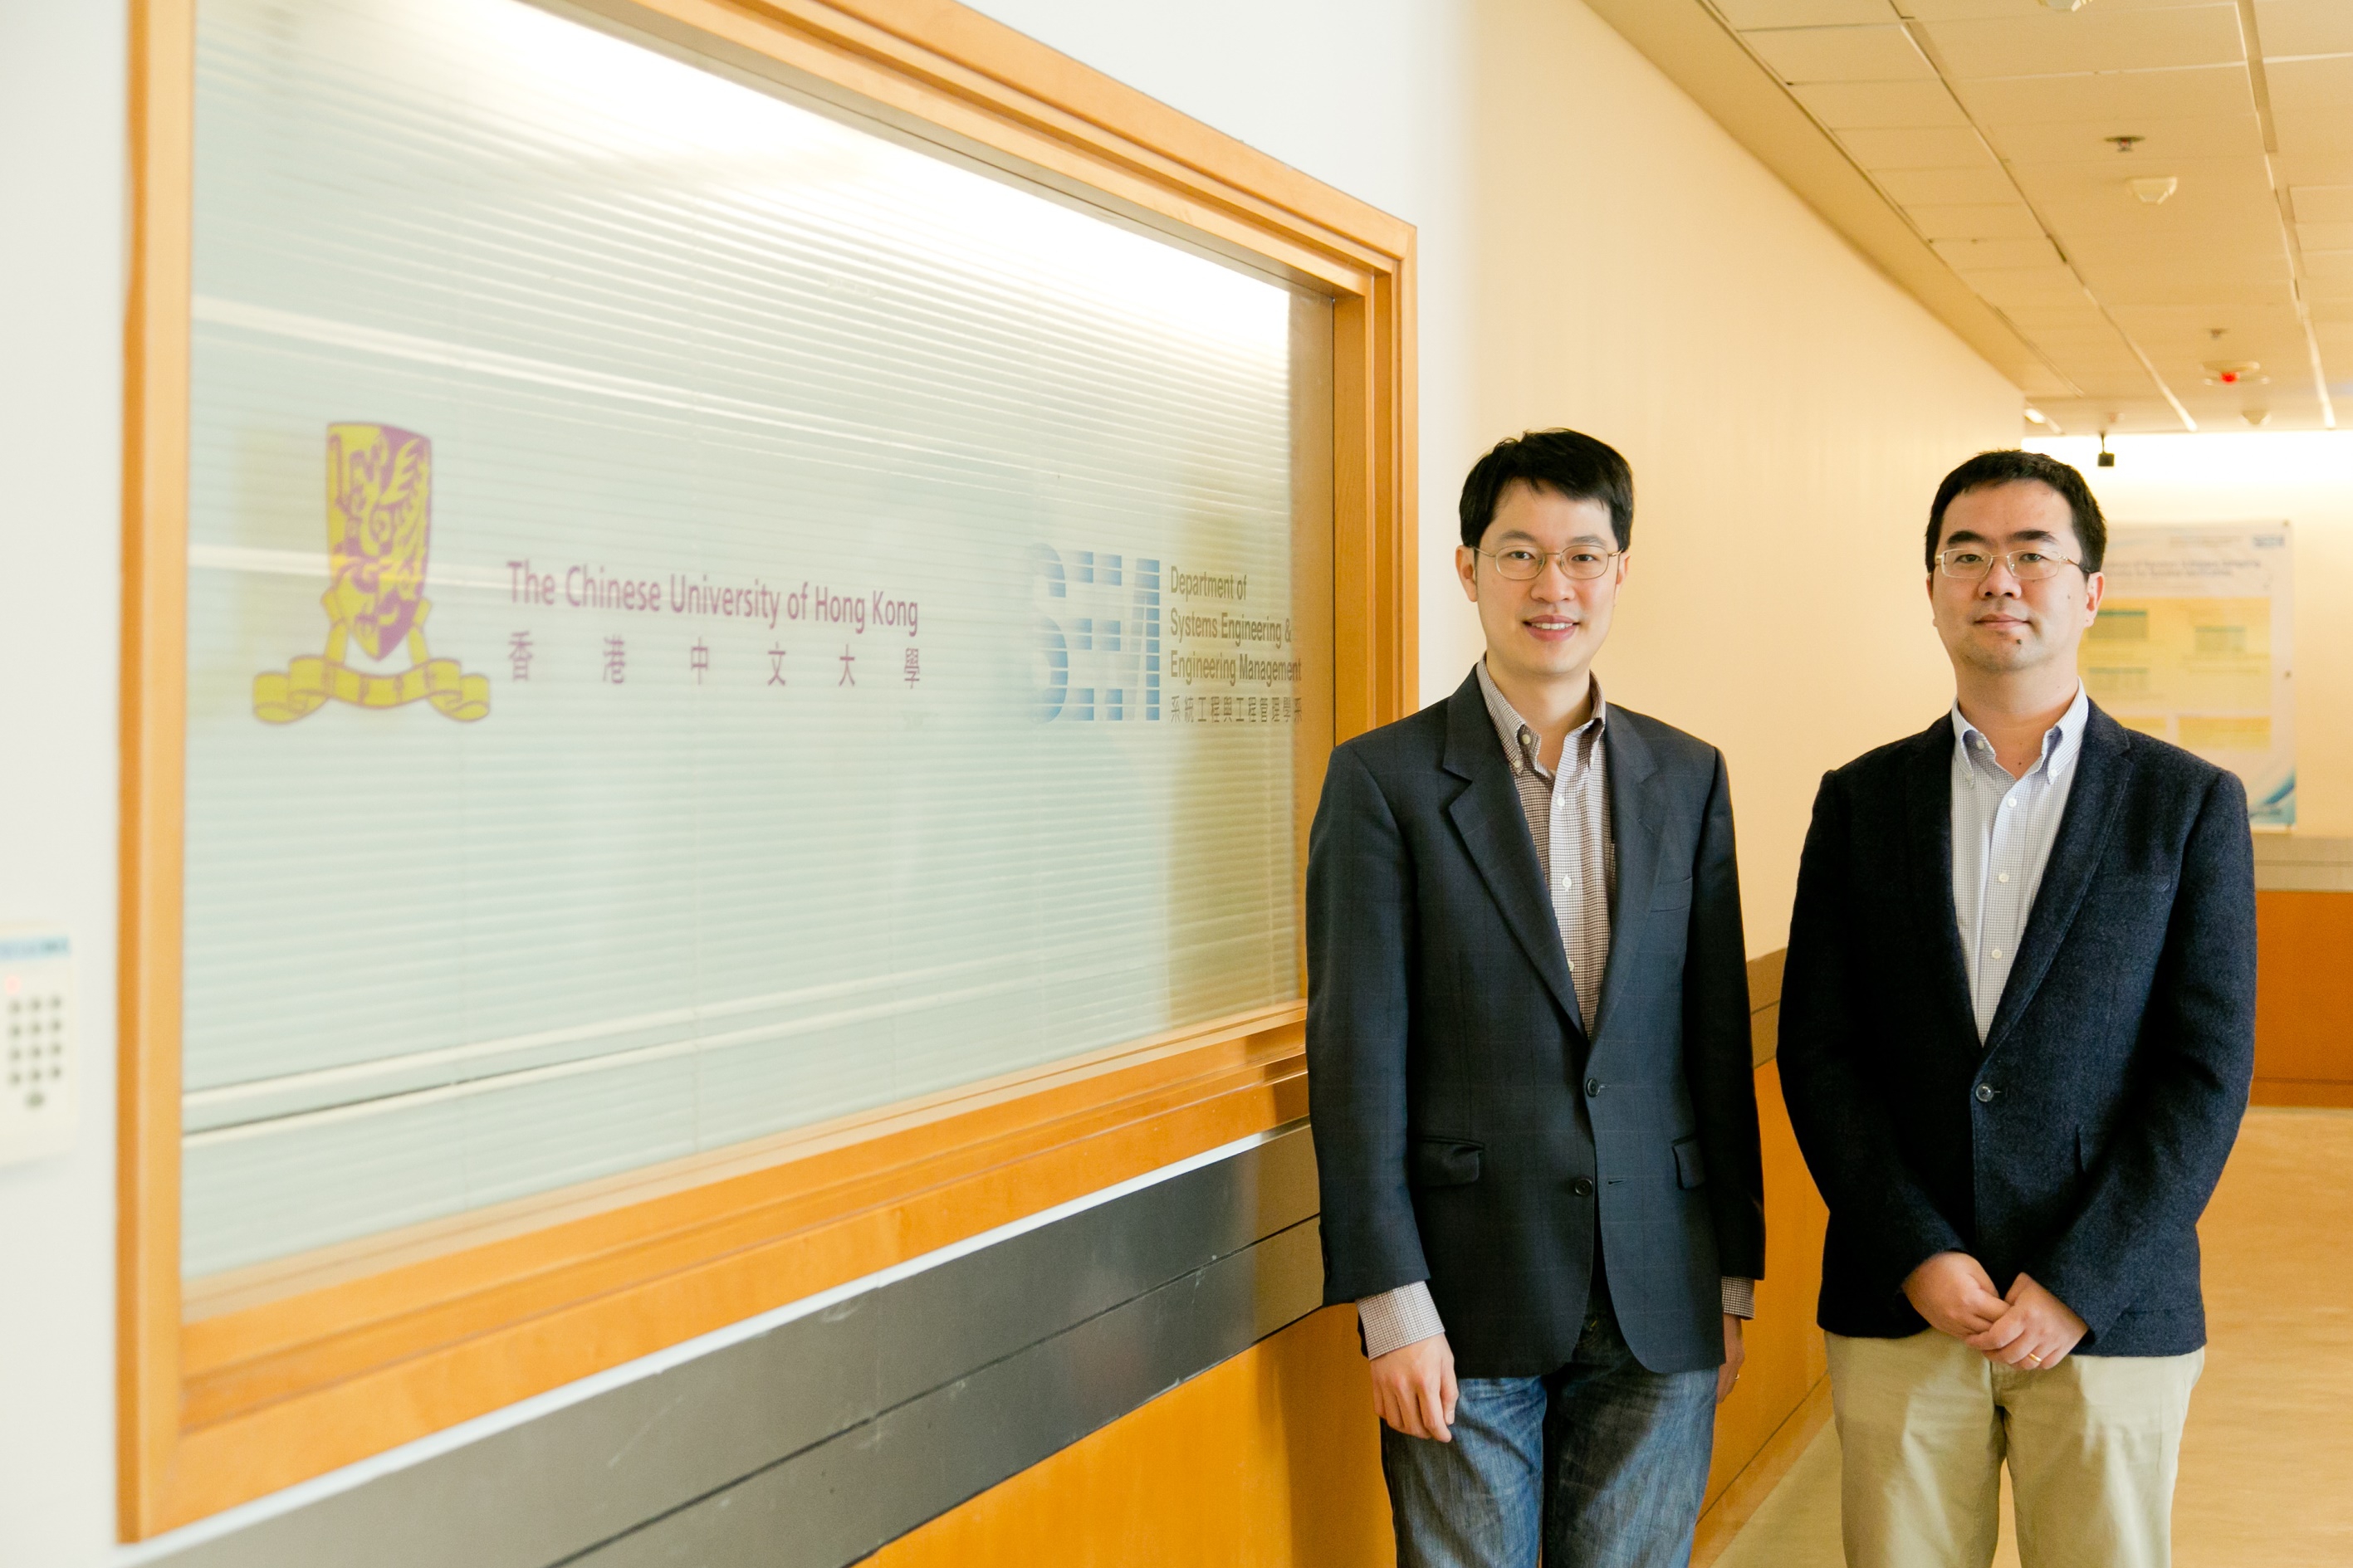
[{"left": 182, "top": 0, "right": 1315, "bottom": 1277}]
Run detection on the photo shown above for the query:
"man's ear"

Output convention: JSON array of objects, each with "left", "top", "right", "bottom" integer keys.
[
  {"left": 1456, "top": 545, "right": 1480, "bottom": 603},
  {"left": 2082, "top": 569, "right": 2106, "bottom": 623}
]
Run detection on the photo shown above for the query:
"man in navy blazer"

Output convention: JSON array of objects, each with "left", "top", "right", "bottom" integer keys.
[
  {"left": 1307, "top": 430, "right": 1765, "bottom": 1568},
  {"left": 1779, "top": 450, "right": 2256, "bottom": 1568}
]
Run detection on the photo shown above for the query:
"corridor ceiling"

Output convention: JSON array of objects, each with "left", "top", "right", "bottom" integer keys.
[{"left": 1585, "top": 0, "right": 2351, "bottom": 434}]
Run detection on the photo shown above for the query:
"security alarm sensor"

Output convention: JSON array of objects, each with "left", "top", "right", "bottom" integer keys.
[
  {"left": 0, "top": 930, "right": 76, "bottom": 1166},
  {"left": 2044, "top": 0, "right": 2090, "bottom": 10},
  {"left": 2129, "top": 177, "right": 2178, "bottom": 204}
]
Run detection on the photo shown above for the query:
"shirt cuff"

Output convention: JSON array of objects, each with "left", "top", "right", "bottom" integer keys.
[
  {"left": 1721, "top": 1277, "right": 1756, "bottom": 1319},
  {"left": 1357, "top": 1281, "right": 1446, "bottom": 1359}
]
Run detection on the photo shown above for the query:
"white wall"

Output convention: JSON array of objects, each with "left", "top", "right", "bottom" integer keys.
[
  {"left": 2032, "top": 432, "right": 2353, "bottom": 838},
  {"left": 0, "top": 0, "right": 2023, "bottom": 1560},
  {"left": 0, "top": 3, "right": 128, "bottom": 1566}
]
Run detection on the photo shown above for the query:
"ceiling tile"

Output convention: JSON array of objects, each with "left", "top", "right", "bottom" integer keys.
[
  {"left": 1904, "top": 0, "right": 2251, "bottom": 19},
  {"left": 2292, "top": 187, "right": 2353, "bottom": 222},
  {"left": 2307, "top": 250, "right": 2353, "bottom": 278},
  {"left": 2307, "top": 275, "right": 2353, "bottom": 301},
  {"left": 1912, "top": 203, "right": 2049, "bottom": 238},
  {"left": 1791, "top": 80, "right": 1970, "bottom": 126},
  {"left": 2277, "top": 150, "right": 2353, "bottom": 187},
  {"left": 1979, "top": 113, "right": 2264, "bottom": 166},
  {"left": 1959, "top": 264, "right": 2095, "bottom": 305},
  {"left": 2268, "top": 57, "right": 2353, "bottom": 154},
  {"left": 1715, "top": 0, "right": 1900, "bottom": 23},
  {"left": 2300, "top": 222, "right": 2353, "bottom": 251},
  {"left": 2251, "top": 0, "right": 2353, "bottom": 59},
  {"left": 1743, "top": 24, "right": 1937, "bottom": 81},
  {"left": 1996, "top": 301, "right": 2116, "bottom": 329},
  {"left": 1917, "top": 7, "right": 2246, "bottom": 79},
  {"left": 1874, "top": 165, "right": 2022, "bottom": 203},
  {"left": 1951, "top": 62, "right": 2253, "bottom": 125},
  {"left": 1837, "top": 125, "right": 1998, "bottom": 166},
  {"left": 1934, "top": 236, "right": 2066, "bottom": 267}
]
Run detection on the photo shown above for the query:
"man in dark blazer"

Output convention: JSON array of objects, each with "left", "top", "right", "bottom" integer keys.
[
  {"left": 1779, "top": 449, "right": 2255, "bottom": 1568},
  {"left": 1307, "top": 429, "right": 1765, "bottom": 1568}
]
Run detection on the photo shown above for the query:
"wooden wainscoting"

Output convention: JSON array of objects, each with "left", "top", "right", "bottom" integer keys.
[
  {"left": 1693, "top": 950, "right": 1832, "bottom": 1564},
  {"left": 2254, "top": 890, "right": 2353, "bottom": 1108}
]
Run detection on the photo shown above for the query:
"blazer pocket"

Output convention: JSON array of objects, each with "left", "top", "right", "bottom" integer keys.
[
  {"left": 1650, "top": 876, "right": 1695, "bottom": 911},
  {"left": 1672, "top": 1136, "right": 1708, "bottom": 1190},
  {"left": 1410, "top": 1138, "right": 1483, "bottom": 1188}
]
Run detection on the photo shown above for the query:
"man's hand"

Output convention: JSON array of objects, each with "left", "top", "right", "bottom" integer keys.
[
  {"left": 1369, "top": 1334, "right": 1458, "bottom": 1442},
  {"left": 1903, "top": 1251, "right": 2008, "bottom": 1338},
  {"left": 1966, "top": 1272, "right": 2088, "bottom": 1370},
  {"left": 1716, "top": 1314, "right": 1746, "bottom": 1404}
]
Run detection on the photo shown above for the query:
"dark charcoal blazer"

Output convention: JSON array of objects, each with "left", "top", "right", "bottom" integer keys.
[
  {"left": 1305, "top": 668, "right": 1765, "bottom": 1377},
  {"left": 1778, "top": 705, "right": 2255, "bottom": 1357}
]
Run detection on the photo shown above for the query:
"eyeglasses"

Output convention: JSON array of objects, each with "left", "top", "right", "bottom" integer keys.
[
  {"left": 1933, "top": 547, "right": 2081, "bottom": 582},
  {"left": 1475, "top": 545, "right": 1622, "bottom": 582}
]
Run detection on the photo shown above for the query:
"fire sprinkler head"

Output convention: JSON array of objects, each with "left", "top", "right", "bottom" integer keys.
[{"left": 2107, "top": 134, "right": 2144, "bottom": 154}]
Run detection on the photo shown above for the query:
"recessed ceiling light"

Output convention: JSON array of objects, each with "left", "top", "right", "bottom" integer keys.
[{"left": 2130, "top": 176, "right": 2179, "bottom": 204}]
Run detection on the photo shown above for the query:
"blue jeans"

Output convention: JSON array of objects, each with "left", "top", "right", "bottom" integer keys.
[{"left": 1380, "top": 1276, "right": 1717, "bottom": 1568}]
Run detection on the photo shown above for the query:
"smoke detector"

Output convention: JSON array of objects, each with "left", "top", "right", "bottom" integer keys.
[
  {"left": 2203, "top": 361, "right": 2263, "bottom": 386},
  {"left": 2243, "top": 409, "right": 2272, "bottom": 427},
  {"left": 2129, "top": 176, "right": 2179, "bottom": 204}
]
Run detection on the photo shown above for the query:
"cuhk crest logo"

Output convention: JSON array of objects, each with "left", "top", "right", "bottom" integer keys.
[{"left": 253, "top": 423, "right": 489, "bottom": 723}]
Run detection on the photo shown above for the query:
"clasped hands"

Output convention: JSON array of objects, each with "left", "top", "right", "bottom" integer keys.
[{"left": 1903, "top": 1251, "right": 2086, "bottom": 1370}]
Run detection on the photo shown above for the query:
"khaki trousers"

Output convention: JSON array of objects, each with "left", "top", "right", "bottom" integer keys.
[{"left": 1825, "top": 1330, "right": 2203, "bottom": 1568}]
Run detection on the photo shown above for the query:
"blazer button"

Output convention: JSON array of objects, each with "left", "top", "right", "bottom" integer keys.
[
  {"left": 1571, "top": 1177, "right": 1596, "bottom": 1197},
  {"left": 1585, "top": 1078, "right": 1604, "bottom": 1097},
  {"left": 1974, "top": 1083, "right": 1996, "bottom": 1103}
]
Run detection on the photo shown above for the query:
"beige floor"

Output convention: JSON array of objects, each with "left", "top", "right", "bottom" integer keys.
[{"left": 1716, "top": 1107, "right": 2353, "bottom": 1567}]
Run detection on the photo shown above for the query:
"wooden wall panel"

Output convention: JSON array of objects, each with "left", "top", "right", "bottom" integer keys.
[
  {"left": 2255, "top": 890, "right": 2353, "bottom": 1107},
  {"left": 871, "top": 1305, "right": 1396, "bottom": 1568}
]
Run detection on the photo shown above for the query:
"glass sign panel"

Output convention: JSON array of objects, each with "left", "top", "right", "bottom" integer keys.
[{"left": 182, "top": 0, "right": 1321, "bottom": 1277}]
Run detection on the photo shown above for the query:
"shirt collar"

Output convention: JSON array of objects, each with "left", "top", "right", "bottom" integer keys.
[
  {"left": 1949, "top": 684, "right": 2091, "bottom": 785},
  {"left": 1475, "top": 659, "right": 1607, "bottom": 781}
]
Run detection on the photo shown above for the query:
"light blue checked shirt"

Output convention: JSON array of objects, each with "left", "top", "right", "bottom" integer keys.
[{"left": 1950, "top": 686, "right": 2091, "bottom": 1040}]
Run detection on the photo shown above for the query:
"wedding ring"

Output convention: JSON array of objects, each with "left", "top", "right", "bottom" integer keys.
[{"left": 2026, "top": 1352, "right": 2043, "bottom": 1365}]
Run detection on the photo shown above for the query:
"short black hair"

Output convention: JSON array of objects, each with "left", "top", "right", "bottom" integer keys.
[
  {"left": 1459, "top": 429, "right": 1634, "bottom": 552},
  {"left": 1925, "top": 450, "right": 2106, "bottom": 574}
]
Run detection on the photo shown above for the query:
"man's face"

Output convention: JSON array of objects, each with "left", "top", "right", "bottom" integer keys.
[
  {"left": 1927, "top": 481, "right": 2105, "bottom": 677},
  {"left": 1455, "top": 481, "right": 1627, "bottom": 686}
]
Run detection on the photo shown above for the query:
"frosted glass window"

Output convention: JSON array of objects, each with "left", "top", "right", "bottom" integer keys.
[{"left": 181, "top": 0, "right": 1325, "bottom": 1277}]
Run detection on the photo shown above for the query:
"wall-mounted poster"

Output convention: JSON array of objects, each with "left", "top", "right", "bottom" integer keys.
[{"left": 2081, "top": 523, "right": 2294, "bottom": 826}]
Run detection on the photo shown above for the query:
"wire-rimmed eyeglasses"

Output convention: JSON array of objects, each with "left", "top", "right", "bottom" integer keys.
[
  {"left": 1933, "top": 547, "right": 2082, "bottom": 582},
  {"left": 1475, "top": 545, "right": 1622, "bottom": 582}
]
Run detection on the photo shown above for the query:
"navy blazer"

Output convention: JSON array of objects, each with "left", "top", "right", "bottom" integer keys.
[
  {"left": 1305, "top": 669, "right": 1765, "bottom": 1377},
  {"left": 1778, "top": 706, "right": 2255, "bottom": 1356}
]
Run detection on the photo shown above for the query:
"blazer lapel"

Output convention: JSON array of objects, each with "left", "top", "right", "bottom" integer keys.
[
  {"left": 1589, "top": 714, "right": 1661, "bottom": 1046},
  {"left": 1441, "top": 673, "right": 1584, "bottom": 1033},
  {"left": 1981, "top": 707, "right": 2134, "bottom": 1056},
  {"left": 1903, "top": 716, "right": 1977, "bottom": 1045}
]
